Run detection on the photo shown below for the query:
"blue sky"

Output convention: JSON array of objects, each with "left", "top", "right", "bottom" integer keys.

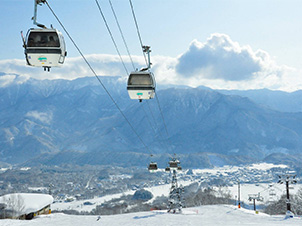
[{"left": 1, "top": 0, "right": 302, "bottom": 91}]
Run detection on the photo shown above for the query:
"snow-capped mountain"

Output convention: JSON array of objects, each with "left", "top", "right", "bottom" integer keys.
[
  {"left": 1, "top": 74, "right": 302, "bottom": 167},
  {"left": 219, "top": 88, "right": 302, "bottom": 113}
]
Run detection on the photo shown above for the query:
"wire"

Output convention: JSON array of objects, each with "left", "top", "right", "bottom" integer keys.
[
  {"left": 146, "top": 101, "right": 158, "bottom": 131},
  {"left": 128, "top": 0, "right": 174, "bottom": 159},
  {"left": 45, "top": 0, "right": 152, "bottom": 155},
  {"left": 108, "top": 0, "right": 136, "bottom": 71},
  {"left": 141, "top": 102, "right": 157, "bottom": 136},
  {"left": 155, "top": 94, "right": 176, "bottom": 159},
  {"left": 146, "top": 101, "right": 172, "bottom": 151},
  {"left": 107, "top": 0, "right": 167, "bottom": 157},
  {"left": 95, "top": 0, "right": 129, "bottom": 75},
  {"left": 141, "top": 102, "right": 170, "bottom": 153},
  {"left": 155, "top": 94, "right": 169, "bottom": 138},
  {"left": 129, "top": 0, "right": 148, "bottom": 67}
]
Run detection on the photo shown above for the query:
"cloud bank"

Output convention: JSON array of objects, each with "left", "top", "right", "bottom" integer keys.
[
  {"left": 0, "top": 54, "right": 144, "bottom": 81},
  {"left": 0, "top": 33, "right": 300, "bottom": 91}
]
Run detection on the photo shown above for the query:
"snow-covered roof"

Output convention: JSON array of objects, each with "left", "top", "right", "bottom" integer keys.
[{"left": 0, "top": 193, "right": 53, "bottom": 215}]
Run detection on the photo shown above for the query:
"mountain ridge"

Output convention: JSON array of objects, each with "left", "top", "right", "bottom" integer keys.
[{"left": 1, "top": 74, "right": 302, "bottom": 167}]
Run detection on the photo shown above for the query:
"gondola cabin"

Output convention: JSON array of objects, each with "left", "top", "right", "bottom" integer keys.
[
  {"left": 148, "top": 162, "right": 158, "bottom": 172},
  {"left": 127, "top": 71, "right": 155, "bottom": 102},
  {"left": 24, "top": 28, "right": 67, "bottom": 70},
  {"left": 169, "top": 159, "right": 180, "bottom": 169}
]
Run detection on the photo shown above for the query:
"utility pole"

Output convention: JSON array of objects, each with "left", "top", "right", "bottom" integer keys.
[
  {"left": 238, "top": 181, "right": 241, "bottom": 208},
  {"left": 248, "top": 193, "right": 263, "bottom": 213},
  {"left": 49, "top": 183, "right": 54, "bottom": 196},
  {"left": 277, "top": 173, "right": 297, "bottom": 213}
]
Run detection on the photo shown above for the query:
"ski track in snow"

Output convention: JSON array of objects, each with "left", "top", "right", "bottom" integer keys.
[{"left": 0, "top": 205, "right": 301, "bottom": 226}]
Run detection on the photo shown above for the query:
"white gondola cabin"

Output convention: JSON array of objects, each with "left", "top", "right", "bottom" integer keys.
[
  {"left": 169, "top": 159, "right": 180, "bottom": 169},
  {"left": 23, "top": 28, "right": 67, "bottom": 71},
  {"left": 148, "top": 162, "right": 158, "bottom": 172},
  {"left": 127, "top": 71, "right": 155, "bottom": 102}
]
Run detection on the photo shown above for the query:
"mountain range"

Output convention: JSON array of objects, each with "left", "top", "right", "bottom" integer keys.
[{"left": 1, "top": 73, "right": 302, "bottom": 168}]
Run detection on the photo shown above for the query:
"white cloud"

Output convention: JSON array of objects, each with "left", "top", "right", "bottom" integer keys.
[
  {"left": 0, "top": 54, "right": 145, "bottom": 82},
  {"left": 175, "top": 33, "right": 283, "bottom": 82}
]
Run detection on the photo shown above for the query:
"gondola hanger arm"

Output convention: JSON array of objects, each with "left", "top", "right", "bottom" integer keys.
[{"left": 32, "top": 0, "right": 47, "bottom": 28}]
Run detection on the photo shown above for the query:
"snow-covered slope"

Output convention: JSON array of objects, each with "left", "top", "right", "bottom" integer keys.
[
  {"left": 219, "top": 88, "right": 302, "bottom": 113},
  {"left": 1, "top": 205, "right": 301, "bottom": 226}
]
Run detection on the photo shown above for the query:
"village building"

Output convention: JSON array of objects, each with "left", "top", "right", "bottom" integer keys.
[{"left": 0, "top": 193, "right": 53, "bottom": 220}]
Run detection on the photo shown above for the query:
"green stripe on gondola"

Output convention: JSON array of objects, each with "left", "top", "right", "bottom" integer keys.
[
  {"left": 38, "top": 57, "right": 47, "bottom": 61},
  {"left": 137, "top": 93, "right": 143, "bottom": 95}
]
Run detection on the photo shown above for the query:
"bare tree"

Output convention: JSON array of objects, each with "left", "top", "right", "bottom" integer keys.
[
  {"left": 292, "top": 187, "right": 302, "bottom": 215},
  {"left": 265, "top": 187, "right": 302, "bottom": 216},
  {"left": 2, "top": 194, "right": 25, "bottom": 218}
]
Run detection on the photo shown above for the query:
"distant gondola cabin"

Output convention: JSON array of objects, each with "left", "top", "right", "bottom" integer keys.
[
  {"left": 127, "top": 71, "right": 155, "bottom": 101},
  {"left": 148, "top": 162, "right": 158, "bottom": 172}
]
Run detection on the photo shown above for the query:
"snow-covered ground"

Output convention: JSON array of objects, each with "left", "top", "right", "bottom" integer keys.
[
  {"left": 1, "top": 205, "right": 301, "bottom": 226},
  {"left": 52, "top": 191, "right": 135, "bottom": 212},
  {"left": 193, "top": 163, "right": 288, "bottom": 175},
  {"left": 51, "top": 180, "right": 192, "bottom": 212}
]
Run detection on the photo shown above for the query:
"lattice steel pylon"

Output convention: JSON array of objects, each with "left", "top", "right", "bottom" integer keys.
[
  {"left": 277, "top": 172, "right": 297, "bottom": 213},
  {"left": 166, "top": 155, "right": 184, "bottom": 213}
]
